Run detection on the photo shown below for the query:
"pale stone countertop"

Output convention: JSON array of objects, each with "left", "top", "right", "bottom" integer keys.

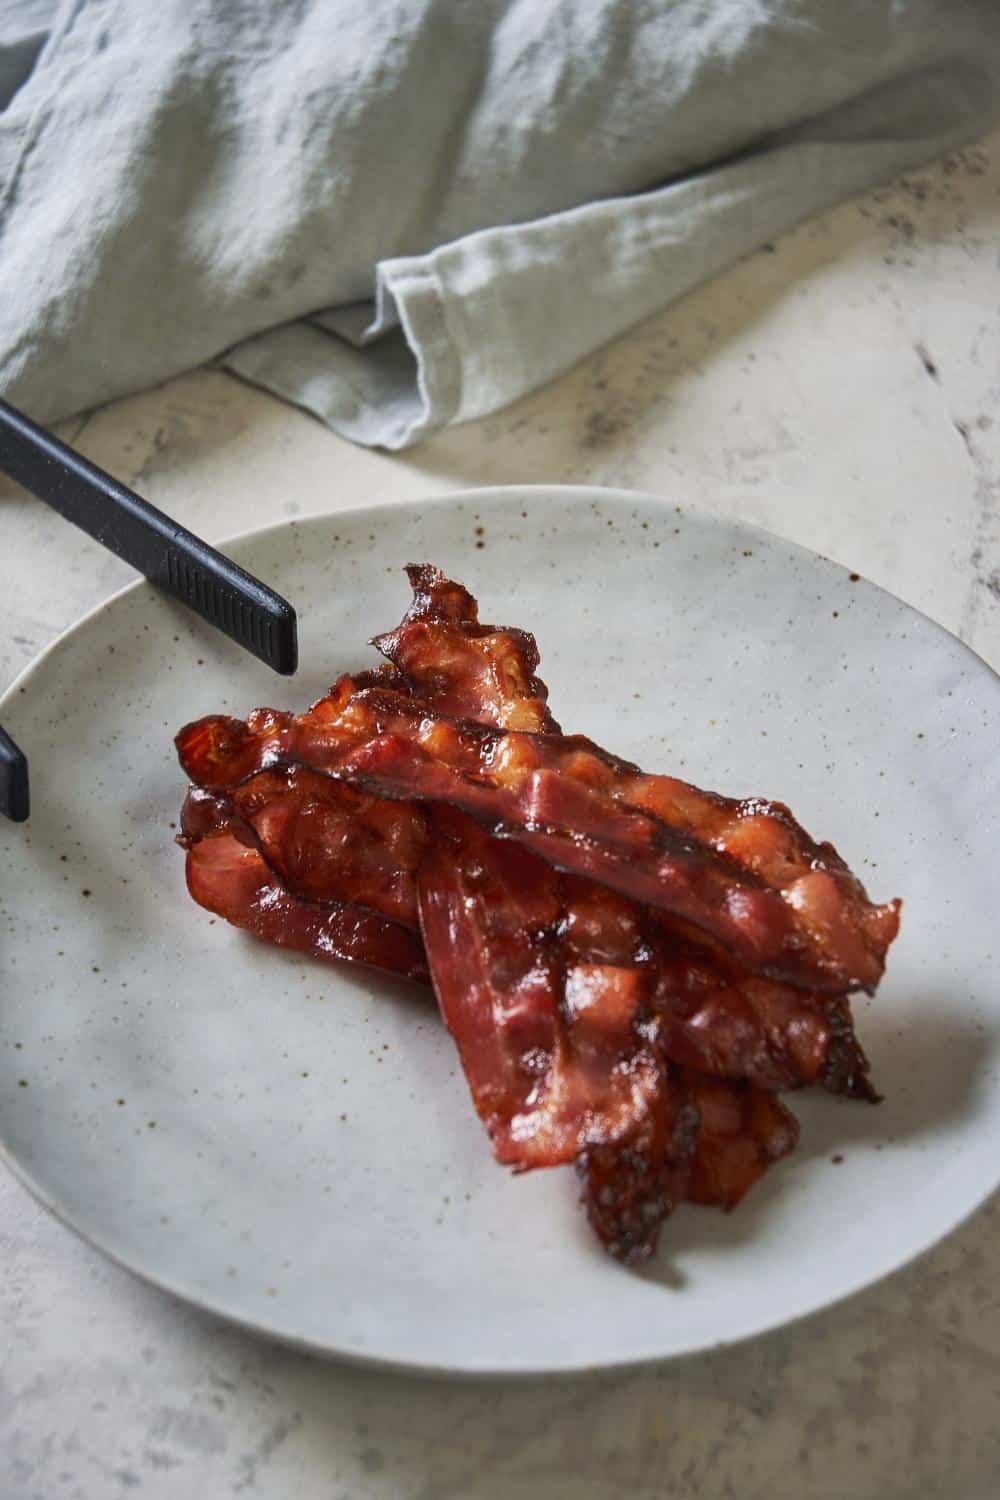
[{"left": 2, "top": 132, "right": 999, "bottom": 1500}]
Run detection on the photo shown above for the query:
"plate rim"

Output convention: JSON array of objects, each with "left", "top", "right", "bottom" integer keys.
[{"left": 2, "top": 482, "right": 999, "bottom": 1379}]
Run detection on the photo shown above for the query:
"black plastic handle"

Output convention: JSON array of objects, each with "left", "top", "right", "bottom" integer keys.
[
  {"left": 0, "top": 725, "right": 29, "bottom": 822},
  {"left": 0, "top": 397, "right": 299, "bottom": 822},
  {"left": 0, "top": 400, "right": 297, "bottom": 673}
]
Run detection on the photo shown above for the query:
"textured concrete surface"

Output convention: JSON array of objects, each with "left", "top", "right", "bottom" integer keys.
[{"left": 2, "top": 132, "right": 999, "bottom": 1499}]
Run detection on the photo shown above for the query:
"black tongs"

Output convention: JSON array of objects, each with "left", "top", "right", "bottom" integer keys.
[{"left": 0, "top": 398, "right": 298, "bottom": 822}]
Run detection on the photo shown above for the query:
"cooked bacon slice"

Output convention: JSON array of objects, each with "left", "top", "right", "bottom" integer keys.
[
  {"left": 417, "top": 808, "right": 666, "bottom": 1168},
  {"left": 175, "top": 676, "right": 899, "bottom": 993},
  {"left": 418, "top": 805, "right": 690, "bottom": 1260},
  {"left": 372, "top": 563, "right": 559, "bottom": 732},
  {"left": 184, "top": 827, "right": 428, "bottom": 983}
]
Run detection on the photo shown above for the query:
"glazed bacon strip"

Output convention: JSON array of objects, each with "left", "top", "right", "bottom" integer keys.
[
  {"left": 417, "top": 807, "right": 667, "bottom": 1168},
  {"left": 176, "top": 672, "right": 898, "bottom": 993}
]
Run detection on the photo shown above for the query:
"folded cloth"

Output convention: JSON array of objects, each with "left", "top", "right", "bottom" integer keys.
[{"left": 1, "top": 0, "right": 999, "bottom": 449}]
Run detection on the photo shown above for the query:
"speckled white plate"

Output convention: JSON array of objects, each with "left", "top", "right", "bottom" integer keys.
[{"left": 1, "top": 486, "right": 998, "bottom": 1376}]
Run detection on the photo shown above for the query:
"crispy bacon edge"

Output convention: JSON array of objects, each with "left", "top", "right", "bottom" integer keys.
[{"left": 372, "top": 562, "right": 560, "bottom": 732}]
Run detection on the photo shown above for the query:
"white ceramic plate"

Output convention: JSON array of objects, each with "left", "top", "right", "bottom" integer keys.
[{"left": 1, "top": 486, "right": 998, "bottom": 1377}]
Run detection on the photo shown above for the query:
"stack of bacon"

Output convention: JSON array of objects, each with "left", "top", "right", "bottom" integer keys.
[{"left": 175, "top": 566, "right": 901, "bottom": 1263}]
